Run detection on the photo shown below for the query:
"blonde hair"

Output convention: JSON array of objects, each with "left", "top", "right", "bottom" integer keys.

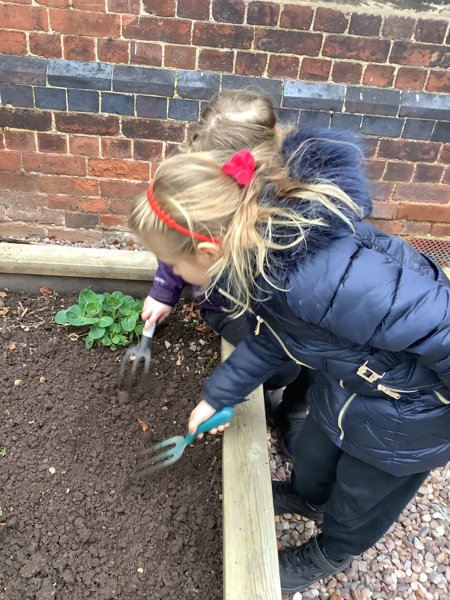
[{"left": 129, "top": 144, "right": 362, "bottom": 316}]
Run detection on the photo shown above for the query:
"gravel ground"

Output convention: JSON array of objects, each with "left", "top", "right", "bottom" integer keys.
[
  {"left": 0, "top": 235, "right": 139, "bottom": 250},
  {"left": 269, "top": 429, "right": 450, "bottom": 600}
]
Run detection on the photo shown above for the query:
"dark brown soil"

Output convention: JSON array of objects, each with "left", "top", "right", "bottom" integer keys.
[{"left": 0, "top": 291, "right": 222, "bottom": 600}]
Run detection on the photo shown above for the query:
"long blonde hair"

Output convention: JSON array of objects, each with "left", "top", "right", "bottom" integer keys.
[{"left": 129, "top": 143, "right": 362, "bottom": 315}]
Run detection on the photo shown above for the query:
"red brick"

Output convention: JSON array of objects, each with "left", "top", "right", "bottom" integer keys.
[
  {"left": 87, "top": 159, "right": 149, "bottom": 180},
  {"left": 378, "top": 140, "right": 440, "bottom": 163},
  {"left": 47, "top": 226, "right": 105, "bottom": 244},
  {"left": 0, "top": 222, "right": 48, "bottom": 239},
  {"left": 235, "top": 51, "right": 267, "bottom": 76},
  {"left": 280, "top": 4, "right": 313, "bottom": 30},
  {"left": 38, "top": 175, "right": 99, "bottom": 196},
  {"left": 247, "top": 2, "right": 279, "bottom": 26},
  {"left": 0, "top": 150, "right": 21, "bottom": 172},
  {"left": 56, "top": 114, "right": 120, "bottom": 136},
  {"left": 398, "top": 203, "right": 450, "bottom": 222},
  {"left": 35, "top": 0, "right": 69, "bottom": 7},
  {"left": 109, "top": 198, "right": 129, "bottom": 214},
  {"left": 267, "top": 55, "right": 299, "bottom": 79},
  {"left": 256, "top": 28, "right": 322, "bottom": 56},
  {"left": 193, "top": 22, "right": 253, "bottom": 49},
  {"left": 0, "top": 173, "right": 38, "bottom": 192},
  {"left": 395, "top": 183, "right": 450, "bottom": 204},
  {"left": 363, "top": 64, "right": 395, "bottom": 88},
  {"left": 364, "top": 159, "right": 386, "bottom": 180},
  {"left": 371, "top": 181, "right": 395, "bottom": 201},
  {"left": 50, "top": 9, "right": 121, "bottom": 38},
  {"left": 101, "top": 138, "right": 132, "bottom": 159},
  {"left": 99, "top": 214, "right": 128, "bottom": 228},
  {"left": 438, "top": 145, "right": 450, "bottom": 164},
  {"left": 29, "top": 33, "right": 62, "bottom": 58},
  {"left": 415, "top": 19, "right": 448, "bottom": 44},
  {"left": 123, "top": 118, "right": 185, "bottom": 142},
  {"left": 3, "top": 0, "right": 33, "bottom": 4},
  {"left": 108, "top": 0, "right": 140, "bottom": 13},
  {"left": 323, "top": 35, "right": 390, "bottom": 63},
  {"left": 130, "top": 41, "right": 162, "bottom": 66},
  {"left": 97, "top": 39, "right": 129, "bottom": 64},
  {"left": 331, "top": 61, "right": 362, "bottom": 84},
  {"left": 165, "top": 142, "right": 182, "bottom": 158},
  {"left": 177, "top": 0, "right": 209, "bottom": 20},
  {"left": 212, "top": 0, "right": 245, "bottom": 24},
  {"left": 0, "top": 133, "right": 4, "bottom": 150},
  {"left": 143, "top": 0, "right": 175, "bottom": 17},
  {"left": 444, "top": 168, "right": 450, "bottom": 185},
  {"left": 72, "top": 0, "right": 105, "bottom": 9},
  {"left": 47, "top": 195, "right": 80, "bottom": 211},
  {"left": 0, "top": 5, "right": 48, "bottom": 30},
  {"left": 390, "top": 42, "right": 445, "bottom": 68},
  {"left": 37, "top": 133, "right": 68, "bottom": 154},
  {"left": 0, "top": 31, "right": 27, "bottom": 55},
  {"left": 431, "top": 223, "right": 450, "bottom": 237},
  {"left": 69, "top": 135, "right": 100, "bottom": 157},
  {"left": 65, "top": 212, "right": 99, "bottom": 229},
  {"left": 23, "top": 153, "right": 86, "bottom": 176},
  {"left": 79, "top": 198, "right": 111, "bottom": 213},
  {"left": 369, "top": 219, "right": 403, "bottom": 235},
  {"left": 313, "top": 7, "right": 348, "bottom": 33},
  {"left": 402, "top": 221, "right": 431, "bottom": 236},
  {"left": 371, "top": 200, "right": 398, "bottom": 219},
  {"left": 124, "top": 15, "right": 192, "bottom": 44},
  {"left": 300, "top": 58, "right": 331, "bottom": 82},
  {"left": 4, "top": 130, "right": 36, "bottom": 152},
  {"left": 164, "top": 45, "right": 196, "bottom": 70},
  {"left": 383, "top": 162, "right": 414, "bottom": 182},
  {"left": 198, "top": 49, "right": 234, "bottom": 73},
  {"left": 133, "top": 140, "right": 164, "bottom": 162},
  {"left": 395, "top": 67, "right": 427, "bottom": 91},
  {"left": 100, "top": 179, "right": 146, "bottom": 198},
  {"left": 426, "top": 71, "right": 450, "bottom": 94},
  {"left": 349, "top": 13, "right": 381, "bottom": 37},
  {"left": 63, "top": 36, "right": 96, "bottom": 61},
  {"left": 414, "top": 164, "right": 444, "bottom": 183},
  {"left": 382, "top": 15, "right": 415, "bottom": 40},
  {"left": 363, "top": 138, "right": 379, "bottom": 158},
  {"left": 6, "top": 205, "right": 65, "bottom": 226}
]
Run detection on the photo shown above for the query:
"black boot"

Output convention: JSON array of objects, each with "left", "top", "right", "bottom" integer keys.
[
  {"left": 272, "top": 481, "right": 324, "bottom": 523},
  {"left": 279, "top": 536, "right": 352, "bottom": 594},
  {"left": 278, "top": 406, "right": 308, "bottom": 459},
  {"left": 263, "top": 387, "right": 284, "bottom": 427}
]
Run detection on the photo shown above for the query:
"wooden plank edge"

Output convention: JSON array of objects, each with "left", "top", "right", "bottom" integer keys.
[
  {"left": 0, "top": 242, "right": 157, "bottom": 281},
  {"left": 221, "top": 338, "right": 282, "bottom": 600}
]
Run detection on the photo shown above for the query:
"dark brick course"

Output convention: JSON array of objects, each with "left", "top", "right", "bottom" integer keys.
[
  {"left": 0, "top": 84, "right": 34, "bottom": 108},
  {"left": 48, "top": 59, "right": 112, "bottom": 90},
  {"left": 431, "top": 122, "right": 450, "bottom": 143},
  {"left": 222, "top": 74, "right": 282, "bottom": 105},
  {"left": 0, "top": 55, "right": 46, "bottom": 86},
  {"left": 402, "top": 119, "right": 435, "bottom": 141},
  {"left": 136, "top": 95, "right": 167, "bottom": 118},
  {"left": 68, "top": 89, "right": 99, "bottom": 113},
  {"left": 168, "top": 98, "right": 199, "bottom": 122},
  {"left": 177, "top": 71, "right": 220, "bottom": 100},
  {"left": 400, "top": 91, "right": 450, "bottom": 120},
  {"left": 284, "top": 80, "right": 344, "bottom": 111},
  {"left": 35, "top": 87, "right": 67, "bottom": 110},
  {"left": 102, "top": 92, "right": 134, "bottom": 116},
  {"left": 113, "top": 65, "right": 175, "bottom": 96},
  {"left": 361, "top": 115, "right": 405, "bottom": 138},
  {"left": 346, "top": 86, "right": 400, "bottom": 116},
  {"left": 299, "top": 110, "right": 331, "bottom": 128},
  {"left": 330, "top": 113, "right": 362, "bottom": 131}
]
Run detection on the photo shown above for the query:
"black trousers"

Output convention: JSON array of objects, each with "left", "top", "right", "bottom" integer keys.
[{"left": 292, "top": 415, "right": 429, "bottom": 558}]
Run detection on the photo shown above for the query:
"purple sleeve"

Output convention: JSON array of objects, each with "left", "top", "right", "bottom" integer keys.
[{"left": 148, "top": 262, "right": 185, "bottom": 306}]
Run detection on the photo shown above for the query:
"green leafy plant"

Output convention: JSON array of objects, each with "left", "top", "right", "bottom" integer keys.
[
  {"left": 0, "top": 449, "right": 7, "bottom": 458},
  {"left": 55, "top": 289, "right": 144, "bottom": 350}
]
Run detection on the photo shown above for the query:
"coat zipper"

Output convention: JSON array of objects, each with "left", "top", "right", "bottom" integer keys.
[
  {"left": 434, "top": 390, "right": 450, "bottom": 405},
  {"left": 337, "top": 393, "right": 356, "bottom": 441},
  {"left": 218, "top": 288, "right": 314, "bottom": 369}
]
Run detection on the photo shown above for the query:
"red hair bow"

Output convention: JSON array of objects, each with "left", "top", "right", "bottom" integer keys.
[{"left": 222, "top": 150, "right": 255, "bottom": 187}]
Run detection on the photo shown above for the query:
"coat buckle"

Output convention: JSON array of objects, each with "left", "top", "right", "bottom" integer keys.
[{"left": 357, "top": 361, "right": 385, "bottom": 383}]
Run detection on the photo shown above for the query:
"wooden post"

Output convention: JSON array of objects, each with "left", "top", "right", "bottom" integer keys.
[{"left": 221, "top": 339, "right": 282, "bottom": 600}]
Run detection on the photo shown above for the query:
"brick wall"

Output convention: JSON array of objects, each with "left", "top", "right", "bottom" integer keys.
[{"left": 0, "top": 0, "right": 449, "bottom": 244}]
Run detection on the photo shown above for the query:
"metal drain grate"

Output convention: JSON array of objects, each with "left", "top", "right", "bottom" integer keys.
[{"left": 405, "top": 238, "right": 450, "bottom": 268}]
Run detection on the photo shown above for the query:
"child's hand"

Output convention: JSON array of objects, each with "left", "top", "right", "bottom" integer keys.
[
  {"left": 188, "top": 400, "right": 231, "bottom": 439},
  {"left": 142, "top": 296, "right": 172, "bottom": 330}
]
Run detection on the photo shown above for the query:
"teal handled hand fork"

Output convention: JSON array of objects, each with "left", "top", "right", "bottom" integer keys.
[
  {"left": 118, "top": 321, "right": 155, "bottom": 390},
  {"left": 136, "top": 406, "right": 235, "bottom": 477}
]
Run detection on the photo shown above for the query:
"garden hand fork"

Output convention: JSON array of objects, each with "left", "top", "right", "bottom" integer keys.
[
  {"left": 118, "top": 322, "right": 155, "bottom": 389},
  {"left": 136, "top": 406, "right": 235, "bottom": 476}
]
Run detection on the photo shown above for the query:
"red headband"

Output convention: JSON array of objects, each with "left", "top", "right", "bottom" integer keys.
[
  {"left": 147, "top": 186, "right": 221, "bottom": 244},
  {"left": 147, "top": 150, "right": 256, "bottom": 245}
]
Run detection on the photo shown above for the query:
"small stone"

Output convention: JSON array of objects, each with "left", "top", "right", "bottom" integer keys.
[
  {"left": 413, "top": 538, "right": 425, "bottom": 550},
  {"left": 14, "top": 379, "right": 22, "bottom": 386},
  {"left": 164, "top": 340, "right": 171, "bottom": 349},
  {"left": 48, "top": 467, "right": 56, "bottom": 475},
  {"left": 137, "top": 567, "right": 144, "bottom": 573},
  {"left": 39, "top": 376, "right": 46, "bottom": 383}
]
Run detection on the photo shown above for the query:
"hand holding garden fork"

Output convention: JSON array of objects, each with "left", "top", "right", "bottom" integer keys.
[{"left": 118, "top": 322, "right": 155, "bottom": 390}]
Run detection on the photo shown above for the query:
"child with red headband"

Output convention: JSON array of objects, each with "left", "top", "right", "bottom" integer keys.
[
  {"left": 142, "top": 90, "right": 309, "bottom": 458},
  {"left": 130, "top": 109, "right": 450, "bottom": 594}
]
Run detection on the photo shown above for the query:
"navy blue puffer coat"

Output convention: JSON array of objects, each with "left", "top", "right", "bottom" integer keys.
[{"left": 203, "top": 126, "right": 450, "bottom": 477}]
